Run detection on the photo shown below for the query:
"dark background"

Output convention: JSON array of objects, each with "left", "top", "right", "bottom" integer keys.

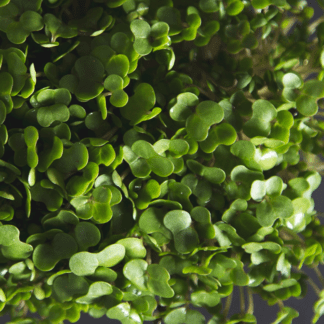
[{"left": 1, "top": 0, "right": 324, "bottom": 323}]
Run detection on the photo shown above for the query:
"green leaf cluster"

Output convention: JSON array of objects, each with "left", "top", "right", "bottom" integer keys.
[{"left": 0, "top": 0, "right": 324, "bottom": 324}]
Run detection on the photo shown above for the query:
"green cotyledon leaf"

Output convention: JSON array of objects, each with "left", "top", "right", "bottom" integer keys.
[
  {"left": 186, "top": 101, "right": 224, "bottom": 141},
  {"left": 33, "top": 232, "right": 78, "bottom": 271},
  {"left": 70, "top": 186, "right": 113, "bottom": 223},
  {"left": 164, "top": 210, "right": 199, "bottom": 253},
  {"left": 131, "top": 140, "right": 174, "bottom": 177},
  {"left": 256, "top": 196, "right": 294, "bottom": 227},
  {"left": 123, "top": 259, "right": 174, "bottom": 298},
  {"left": 0, "top": 225, "right": 33, "bottom": 260},
  {"left": 120, "top": 83, "right": 157, "bottom": 124},
  {"left": 69, "top": 244, "right": 126, "bottom": 276},
  {"left": 130, "top": 19, "right": 170, "bottom": 55}
]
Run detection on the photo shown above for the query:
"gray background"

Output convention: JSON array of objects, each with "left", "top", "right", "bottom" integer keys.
[{"left": 1, "top": 0, "right": 324, "bottom": 323}]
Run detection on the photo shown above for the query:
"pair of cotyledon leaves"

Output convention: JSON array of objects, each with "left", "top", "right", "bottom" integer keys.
[
  {"left": 228, "top": 163, "right": 303, "bottom": 229},
  {"left": 0, "top": 0, "right": 43, "bottom": 44},
  {"left": 251, "top": 179, "right": 301, "bottom": 227},
  {"left": 0, "top": 67, "right": 36, "bottom": 124},
  {"left": 42, "top": 211, "right": 96, "bottom": 245},
  {"left": 169, "top": 93, "right": 223, "bottom": 140},
  {"left": 33, "top": 6, "right": 115, "bottom": 49},
  {"left": 8, "top": 126, "right": 39, "bottom": 169},
  {"left": 131, "top": 178, "right": 161, "bottom": 210},
  {"left": 155, "top": 180, "right": 193, "bottom": 213},
  {"left": 69, "top": 185, "right": 117, "bottom": 224},
  {"left": 0, "top": 225, "right": 33, "bottom": 260},
  {"left": 139, "top": 208, "right": 198, "bottom": 254},
  {"left": 50, "top": 272, "right": 113, "bottom": 307},
  {"left": 30, "top": 222, "right": 145, "bottom": 273},
  {"left": 124, "top": 136, "right": 226, "bottom": 181},
  {"left": 59, "top": 31, "right": 138, "bottom": 102},
  {"left": 169, "top": 92, "right": 237, "bottom": 152},
  {"left": 68, "top": 7, "right": 114, "bottom": 36},
  {"left": 241, "top": 99, "right": 295, "bottom": 152},
  {"left": 123, "top": 140, "right": 174, "bottom": 178},
  {"left": 65, "top": 157, "right": 118, "bottom": 198},
  {"left": 130, "top": 19, "right": 170, "bottom": 55},
  {"left": 31, "top": 165, "right": 119, "bottom": 222},
  {"left": 156, "top": 5, "right": 219, "bottom": 47},
  {"left": 69, "top": 238, "right": 146, "bottom": 276},
  {"left": 296, "top": 80, "right": 324, "bottom": 117},
  {"left": 31, "top": 13, "right": 78, "bottom": 48},
  {"left": 230, "top": 140, "right": 279, "bottom": 171},
  {"left": 0, "top": 48, "right": 32, "bottom": 111},
  {"left": 223, "top": 17, "right": 259, "bottom": 54},
  {"left": 139, "top": 207, "right": 241, "bottom": 254},
  {"left": 123, "top": 260, "right": 174, "bottom": 299},
  {"left": 181, "top": 172, "right": 226, "bottom": 210},
  {"left": 280, "top": 74, "right": 324, "bottom": 117},
  {"left": 59, "top": 57, "right": 159, "bottom": 125},
  {"left": 248, "top": 172, "right": 318, "bottom": 228},
  {"left": 106, "top": 297, "right": 157, "bottom": 324}
]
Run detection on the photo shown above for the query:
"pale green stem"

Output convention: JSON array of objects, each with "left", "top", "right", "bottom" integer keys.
[
  {"left": 16, "top": 300, "right": 25, "bottom": 312},
  {"left": 278, "top": 300, "right": 284, "bottom": 310},
  {"left": 120, "top": 168, "right": 131, "bottom": 181},
  {"left": 308, "top": 277, "right": 322, "bottom": 296},
  {"left": 247, "top": 287, "right": 254, "bottom": 314},
  {"left": 102, "top": 126, "right": 119, "bottom": 141},
  {"left": 293, "top": 266, "right": 321, "bottom": 296},
  {"left": 223, "top": 292, "right": 233, "bottom": 319},
  {"left": 239, "top": 286, "right": 245, "bottom": 315},
  {"left": 270, "top": 11, "right": 287, "bottom": 50},
  {"left": 313, "top": 266, "right": 324, "bottom": 288},
  {"left": 207, "top": 155, "right": 215, "bottom": 167},
  {"left": 245, "top": 48, "right": 252, "bottom": 57},
  {"left": 257, "top": 87, "right": 276, "bottom": 100},
  {"left": 281, "top": 16, "right": 299, "bottom": 36},
  {"left": 308, "top": 16, "right": 324, "bottom": 36},
  {"left": 280, "top": 227, "right": 306, "bottom": 247},
  {"left": 146, "top": 247, "right": 151, "bottom": 265},
  {"left": 294, "top": 43, "right": 321, "bottom": 78},
  {"left": 273, "top": 295, "right": 284, "bottom": 311},
  {"left": 22, "top": 304, "right": 28, "bottom": 318},
  {"left": 28, "top": 72, "right": 44, "bottom": 78},
  {"left": 299, "top": 68, "right": 322, "bottom": 81},
  {"left": 64, "top": 202, "right": 71, "bottom": 209},
  {"left": 194, "top": 85, "right": 217, "bottom": 101}
]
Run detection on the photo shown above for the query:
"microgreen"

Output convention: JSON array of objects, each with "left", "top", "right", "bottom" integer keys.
[{"left": 1, "top": 1, "right": 324, "bottom": 324}]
